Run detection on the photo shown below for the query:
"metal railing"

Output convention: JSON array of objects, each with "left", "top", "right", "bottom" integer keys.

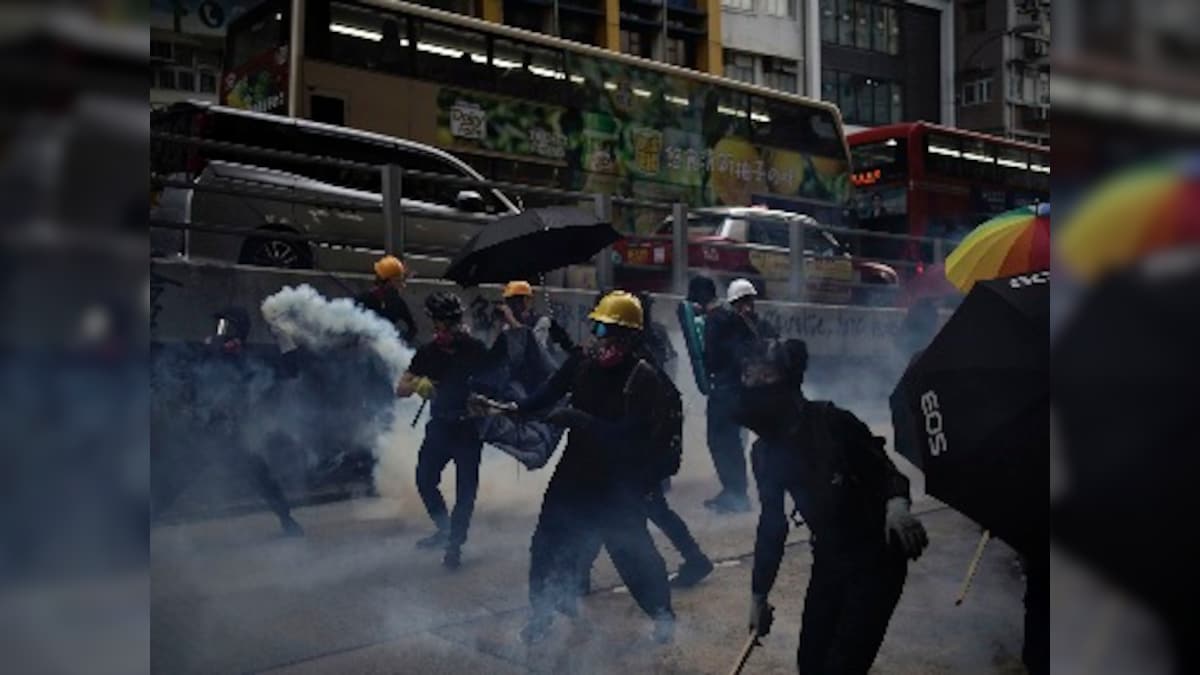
[{"left": 151, "top": 130, "right": 956, "bottom": 305}]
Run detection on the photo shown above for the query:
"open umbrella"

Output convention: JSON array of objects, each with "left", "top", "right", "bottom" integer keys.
[
  {"left": 890, "top": 271, "right": 1048, "bottom": 552},
  {"left": 443, "top": 206, "right": 622, "bottom": 287},
  {"left": 1057, "top": 154, "right": 1200, "bottom": 282},
  {"left": 944, "top": 203, "right": 1050, "bottom": 292}
]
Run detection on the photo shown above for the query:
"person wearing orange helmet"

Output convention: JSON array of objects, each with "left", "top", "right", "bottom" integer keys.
[{"left": 356, "top": 255, "right": 417, "bottom": 343}]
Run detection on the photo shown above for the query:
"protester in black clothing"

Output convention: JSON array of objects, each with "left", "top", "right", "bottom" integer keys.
[
  {"left": 151, "top": 307, "right": 303, "bottom": 536},
  {"left": 569, "top": 290, "right": 711, "bottom": 592},
  {"left": 357, "top": 255, "right": 417, "bottom": 343},
  {"left": 507, "top": 291, "right": 676, "bottom": 645},
  {"left": 703, "top": 278, "right": 777, "bottom": 514},
  {"left": 395, "top": 292, "right": 488, "bottom": 570},
  {"left": 739, "top": 338, "right": 928, "bottom": 675}
]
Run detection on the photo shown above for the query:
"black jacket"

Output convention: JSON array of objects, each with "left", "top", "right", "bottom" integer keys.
[
  {"left": 704, "top": 305, "right": 777, "bottom": 390},
  {"left": 356, "top": 284, "right": 417, "bottom": 343},
  {"left": 750, "top": 396, "right": 911, "bottom": 596},
  {"left": 519, "top": 353, "right": 657, "bottom": 489}
]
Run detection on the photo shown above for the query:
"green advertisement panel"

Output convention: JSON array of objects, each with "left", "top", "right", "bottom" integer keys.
[{"left": 436, "top": 54, "right": 851, "bottom": 232}]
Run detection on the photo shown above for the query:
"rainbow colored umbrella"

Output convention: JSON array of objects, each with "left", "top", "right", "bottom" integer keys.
[
  {"left": 1057, "top": 154, "right": 1200, "bottom": 281},
  {"left": 945, "top": 203, "right": 1050, "bottom": 292}
]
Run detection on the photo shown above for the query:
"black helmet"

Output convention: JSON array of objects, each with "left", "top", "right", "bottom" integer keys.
[
  {"left": 425, "top": 291, "right": 465, "bottom": 322},
  {"left": 686, "top": 276, "right": 717, "bottom": 306},
  {"left": 213, "top": 306, "right": 251, "bottom": 341},
  {"left": 742, "top": 338, "right": 809, "bottom": 387}
]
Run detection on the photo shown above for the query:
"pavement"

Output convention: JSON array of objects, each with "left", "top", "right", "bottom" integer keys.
[{"left": 151, "top": 465, "right": 1030, "bottom": 674}]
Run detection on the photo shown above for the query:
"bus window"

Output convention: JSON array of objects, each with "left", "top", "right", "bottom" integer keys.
[
  {"left": 850, "top": 137, "right": 906, "bottom": 184},
  {"left": 925, "top": 132, "right": 962, "bottom": 178},
  {"left": 415, "top": 20, "right": 490, "bottom": 89},
  {"left": 961, "top": 138, "right": 996, "bottom": 182},
  {"left": 997, "top": 145, "right": 1029, "bottom": 188},
  {"left": 493, "top": 38, "right": 567, "bottom": 103},
  {"left": 1028, "top": 150, "right": 1050, "bottom": 191},
  {"left": 327, "top": 3, "right": 412, "bottom": 75},
  {"left": 712, "top": 88, "right": 749, "bottom": 139}
]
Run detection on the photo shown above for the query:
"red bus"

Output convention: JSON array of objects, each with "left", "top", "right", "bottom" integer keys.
[{"left": 847, "top": 122, "right": 1048, "bottom": 271}]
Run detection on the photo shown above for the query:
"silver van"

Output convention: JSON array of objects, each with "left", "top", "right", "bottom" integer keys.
[{"left": 151, "top": 102, "right": 520, "bottom": 270}]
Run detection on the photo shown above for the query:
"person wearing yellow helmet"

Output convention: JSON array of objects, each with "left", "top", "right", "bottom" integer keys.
[
  {"left": 356, "top": 255, "right": 416, "bottom": 343},
  {"left": 488, "top": 290, "right": 677, "bottom": 645}
]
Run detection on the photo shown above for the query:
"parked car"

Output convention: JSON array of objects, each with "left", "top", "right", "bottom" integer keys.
[
  {"left": 150, "top": 102, "right": 520, "bottom": 270},
  {"left": 614, "top": 206, "right": 899, "bottom": 304}
]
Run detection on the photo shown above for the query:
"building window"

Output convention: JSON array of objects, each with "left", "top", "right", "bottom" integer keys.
[
  {"left": 964, "top": 1, "right": 986, "bottom": 33},
  {"left": 723, "top": 0, "right": 755, "bottom": 11},
  {"left": 822, "top": 68, "right": 902, "bottom": 125},
  {"left": 666, "top": 37, "right": 694, "bottom": 67},
  {"left": 822, "top": 0, "right": 900, "bottom": 55},
  {"left": 762, "top": 56, "right": 798, "bottom": 93},
  {"left": 724, "top": 49, "right": 756, "bottom": 83},
  {"left": 961, "top": 77, "right": 992, "bottom": 106},
  {"left": 620, "top": 29, "right": 651, "bottom": 58},
  {"left": 762, "top": 0, "right": 795, "bottom": 19},
  {"left": 151, "top": 37, "right": 223, "bottom": 94}
]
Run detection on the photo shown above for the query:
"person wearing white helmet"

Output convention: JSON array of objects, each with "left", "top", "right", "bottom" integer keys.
[{"left": 701, "top": 278, "right": 777, "bottom": 514}]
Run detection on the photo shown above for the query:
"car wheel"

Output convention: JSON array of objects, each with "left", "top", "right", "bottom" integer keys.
[{"left": 240, "top": 234, "right": 311, "bottom": 269}]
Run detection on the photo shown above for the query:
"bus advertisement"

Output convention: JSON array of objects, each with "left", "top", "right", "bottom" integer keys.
[{"left": 220, "top": 0, "right": 854, "bottom": 232}]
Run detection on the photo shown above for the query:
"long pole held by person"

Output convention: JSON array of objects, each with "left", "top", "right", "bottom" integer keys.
[{"left": 728, "top": 634, "right": 762, "bottom": 675}]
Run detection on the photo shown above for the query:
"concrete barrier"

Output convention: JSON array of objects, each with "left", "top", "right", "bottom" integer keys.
[{"left": 150, "top": 258, "right": 915, "bottom": 407}]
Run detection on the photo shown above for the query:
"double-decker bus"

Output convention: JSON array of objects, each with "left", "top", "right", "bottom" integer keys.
[
  {"left": 219, "top": 0, "right": 853, "bottom": 233},
  {"left": 848, "top": 122, "right": 1049, "bottom": 269}
]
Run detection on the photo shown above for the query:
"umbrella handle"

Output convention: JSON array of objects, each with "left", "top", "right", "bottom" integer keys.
[
  {"left": 955, "top": 529, "right": 991, "bottom": 606},
  {"left": 728, "top": 633, "right": 760, "bottom": 675}
]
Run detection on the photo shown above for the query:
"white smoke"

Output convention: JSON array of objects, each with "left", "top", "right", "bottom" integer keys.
[
  {"left": 260, "top": 284, "right": 410, "bottom": 380},
  {"left": 260, "top": 284, "right": 423, "bottom": 509}
]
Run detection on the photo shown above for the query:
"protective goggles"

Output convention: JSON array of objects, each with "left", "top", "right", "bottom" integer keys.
[{"left": 591, "top": 321, "right": 610, "bottom": 338}]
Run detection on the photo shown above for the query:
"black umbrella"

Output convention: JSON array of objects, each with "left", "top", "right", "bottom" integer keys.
[
  {"left": 1053, "top": 248, "right": 1200, "bottom": 652},
  {"left": 443, "top": 207, "right": 622, "bottom": 287},
  {"left": 890, "top": 272, "right": 1048, "bottom": 553}
]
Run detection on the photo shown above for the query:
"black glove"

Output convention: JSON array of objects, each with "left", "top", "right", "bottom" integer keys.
[
  {"left": 548, "top": 319, "right": 575, "bottom": 351},
  {"left": 885, "top": 497, "right": 929, "bottom": 560},
  {"left": 748, "top": 593, "right": 774, "bottom": 637},
  {"left": 545, "top": 407, "right": 595, "bottom": 431}
]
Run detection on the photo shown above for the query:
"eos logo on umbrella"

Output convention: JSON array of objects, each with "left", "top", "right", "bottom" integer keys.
[
  {"left": 1009, "top": 270, "right": 1049, "bottom": 289},
  {"left": 920, "top": 390, "right": 947, "bottom": 456}
]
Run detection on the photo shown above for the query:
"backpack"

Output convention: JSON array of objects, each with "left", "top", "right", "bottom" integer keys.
[{"left": 623, "top": 358, "right": 684, "bottom": 481}]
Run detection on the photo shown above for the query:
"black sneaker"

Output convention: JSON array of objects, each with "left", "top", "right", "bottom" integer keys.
[
  {"left": 416, "top": 530, "right": 449, "bottom": 549},
  {"left": 710, "top": 493, "right": 752, "bottom": 514},
  {"left": 279, "top": 515, "right": 305, "bottom": 537},
  {"left": 651, "top": 614, "right": 676, "bottom": 644},
  {"left": 442, "top": 545, "right": 462, "bottom": 570},
  {"left": 520, "top": 612, "right": 553, "bottom": 645},
  {"left": 671, "top": 556, "right": 714, "bottom": 588},
  {"left": 702, "top": 492, "right": 729, "bottom": 511}
]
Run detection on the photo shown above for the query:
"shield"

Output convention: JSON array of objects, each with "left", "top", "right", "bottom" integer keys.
[
  {"left": 444, "top": 207, "right": 621, "bottom": 287},
  {"left": 890, "top": 271, "right": 1049, "bottom": 552}
]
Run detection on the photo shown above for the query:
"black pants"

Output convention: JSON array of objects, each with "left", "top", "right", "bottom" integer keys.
[
  {"left": 796, "top": 549, "right": 907, "bottom": 675},
  {"left": 152, "top": 444, "right": 292, "bottom": 522},
  {"left": 706, "top": 388, "right": 747, "bottom": 498},
  {"left": 1022, "top": 551, "right": 1048, "bottom": 675},
  {"left": 415, "top": 419, "right": 483, "bottom": 546},
  {"left": 577, "top": 483, "right": 707, "bottom": 587},
  {"left": 530, "top": 476, "right": 672, "bottom": 620}
]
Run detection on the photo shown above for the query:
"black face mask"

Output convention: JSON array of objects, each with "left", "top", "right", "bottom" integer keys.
[{"left": 735, "top": 382, "right": 795, "bottom": 437}]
